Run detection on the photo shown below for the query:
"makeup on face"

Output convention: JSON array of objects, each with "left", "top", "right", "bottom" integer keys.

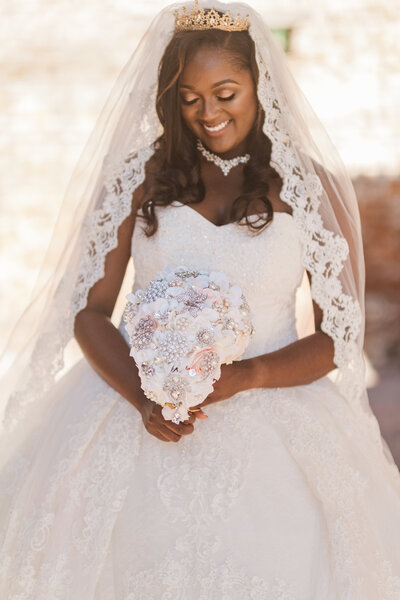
[{"left": 180, "top": 48, "right": 257, "bottom": 158}]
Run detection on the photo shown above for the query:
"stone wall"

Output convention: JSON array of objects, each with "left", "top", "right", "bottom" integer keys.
[{"left": 356, "top": 177, "right": 400, "bottom": 368}]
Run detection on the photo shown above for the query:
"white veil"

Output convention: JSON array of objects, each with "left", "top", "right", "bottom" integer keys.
[
  {"left": 1, "top": 0, "right": 397, "bottom": 469},
  {"left": 2, "top": 2, "right": 400, "bottom": 593}
]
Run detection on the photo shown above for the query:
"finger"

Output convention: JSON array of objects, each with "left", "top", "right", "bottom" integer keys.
[
  {"left": 149, "top": 429, "right": 171, "bottom": 442},
  {"left": 158, "top": 420, "right": 183, "bottom": 440},
  {"left": 172, "top": 422, "right": 194, "bottom": 436},
  {"left": 181, "top": 413, "right": 196, "bottom": 426},
  {"left": 179, "top": 422, "right": 194, "bottom": 434},
  {"left": 164, "top": 429, "right": 182, "bottom": 442},
  {"left": 164, "top": 419, "right": 192, "bottom": 436},
  {"left": 147, "top": 408, "right": 187, "bottom": 441},
  {"left": 155, "top": 424, "right": 180, "bottom": 442},
  {"left": 194, "top": 409, "right": 208, "bottom": 419}
]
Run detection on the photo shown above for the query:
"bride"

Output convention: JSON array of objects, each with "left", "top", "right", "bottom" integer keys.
[{"left": 1, "top": 1, "right": 400, "bottom": 598}]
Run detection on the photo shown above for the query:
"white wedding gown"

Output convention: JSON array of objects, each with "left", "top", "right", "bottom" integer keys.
[{"left": 1, "top": 204, "right": 400, "bottom": 600}]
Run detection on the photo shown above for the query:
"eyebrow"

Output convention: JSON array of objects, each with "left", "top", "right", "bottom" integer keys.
[{"left": 180, "top": 78, "right": 240, "bottom": 89}]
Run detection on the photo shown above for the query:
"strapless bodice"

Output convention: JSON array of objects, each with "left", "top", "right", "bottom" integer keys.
[{"left": 130, "top": 204, "right": 304, "bottom": 359}]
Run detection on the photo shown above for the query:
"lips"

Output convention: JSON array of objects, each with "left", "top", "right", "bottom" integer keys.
[{"left": 202, "top": 119, "right": 231, "bottom": 133}]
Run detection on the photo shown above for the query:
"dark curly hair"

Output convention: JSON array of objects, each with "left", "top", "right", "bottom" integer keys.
[{"left": 140, "top": 27, "right": 282, "bottom": 236}]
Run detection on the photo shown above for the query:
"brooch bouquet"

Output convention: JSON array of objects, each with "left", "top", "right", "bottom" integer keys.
[{"left": 123, "top": 267, "right": 254, "bottom": 424}]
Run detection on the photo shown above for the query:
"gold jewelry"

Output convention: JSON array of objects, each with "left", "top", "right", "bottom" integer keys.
[
  {"left": 188, "top": 407, "right": 203, "bottom": 413},
  {"left": 174, "top": 0, "right": 249, "bottom": 32}
]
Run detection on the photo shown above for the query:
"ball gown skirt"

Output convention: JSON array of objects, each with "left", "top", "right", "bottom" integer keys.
[{"left": 1, "top": 206, "right": 400, "bottom": 599}]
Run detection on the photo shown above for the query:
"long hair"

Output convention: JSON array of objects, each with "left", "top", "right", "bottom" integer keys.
[{"left": 140, "top": 28, "right": 282, "bottom": 236}]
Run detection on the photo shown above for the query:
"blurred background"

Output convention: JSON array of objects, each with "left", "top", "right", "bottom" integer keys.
[{"left": 1, "top": 0, "right": 399, "bottom": 460}]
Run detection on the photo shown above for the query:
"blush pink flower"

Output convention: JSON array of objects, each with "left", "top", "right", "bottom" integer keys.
[
  {"left": 223, "top": 332, "right": 248, "bottom": 364},
  {"left": 187, "top": 346, "right": 221, "bottom": 378}
]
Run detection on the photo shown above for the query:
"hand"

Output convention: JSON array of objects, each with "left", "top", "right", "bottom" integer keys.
[
  {"left": 139, "top": 396, "right": 196, "bottom": 443},
  {"left": 190, "top": 358, "right": 256, "bottom": 416}
]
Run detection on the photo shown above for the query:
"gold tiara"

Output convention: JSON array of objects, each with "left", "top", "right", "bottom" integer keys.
[{"left": 174, "top": 0, "right": 249, "bottom": 32}]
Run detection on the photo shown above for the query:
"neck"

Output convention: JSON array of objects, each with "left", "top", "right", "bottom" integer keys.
[{"left": 203, "top": 140, "right": 249, "bottom": 160}]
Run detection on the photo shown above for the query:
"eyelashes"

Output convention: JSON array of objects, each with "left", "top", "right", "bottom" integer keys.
[
  {"left": 218, "top": 93, "right": 235, "bottom": 102},
  {"left": 181, "top": 98, "right": 198, "bottom": 106},
  {"left": 181, "top": 93, "right": 235, "bottom": 106}
]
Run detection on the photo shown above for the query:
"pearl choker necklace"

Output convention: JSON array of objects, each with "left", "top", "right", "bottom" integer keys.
[{"left": 196, "top": 139, "right": 250, "bottom": 176}]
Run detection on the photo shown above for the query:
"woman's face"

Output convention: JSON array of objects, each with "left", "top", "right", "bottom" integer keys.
[{"left": 179, "top": 46, "right": 258, "bottom": 158}]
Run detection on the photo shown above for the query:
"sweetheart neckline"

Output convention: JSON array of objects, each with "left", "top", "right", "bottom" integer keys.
[{"left": 173, "top": 203, "right": 293, "bottom": 229}]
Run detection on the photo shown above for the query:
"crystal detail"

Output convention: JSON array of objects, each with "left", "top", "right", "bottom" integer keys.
[
  {"left": 158, "top": 332, "right": 189, "bottom": 364},
  {"left": 172, "top": 412, "right": 181, "bottom": 424},
  {"left": 223, "top": 318, "right": 238, "bottom": 332},
  {"left": 175, "top": 268, "right": 200, "bottom": 279},
  {"left": 174, "top": 1, "right": 250, "bottom": 33},
  {"left": 197, "top": 328, "right": 215, "bottom": 346},
  {"left": 175, "top": 316, "right": 190, "bottom": 331},
  {"left": 143, "top": 278, "right": 169, "bottom": 302},
  {"left": 131, "top": 316, "right": 156, "bottom": 350},
  {"left": 197, "top": 139, "right": 250, "bottom": 176},
  {"left": 163, "top": 374, "right": 187, "bottom": 404},
  {"left": 178, "top": 286, "right": 208, "bottom": 317},
  {"left": 198, "top": 350, "right": 219, "bottom": 378},
  {"left": 214, "top": 298, "right": 230, "bottom": 315}
]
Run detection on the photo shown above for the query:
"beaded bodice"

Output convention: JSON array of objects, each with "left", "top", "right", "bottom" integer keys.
[{"left": 131, "top": 204, "right": 304, "bottom": 359}]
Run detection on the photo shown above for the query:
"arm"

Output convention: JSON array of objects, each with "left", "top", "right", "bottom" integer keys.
[
  {"left": 74, "top": 210, "right": 144, "bottom": 409},
  {"left": 197, "top": 278, "right": 335, "bottom": 409},
  {"left": 251, "top": 288, "right": 335, "bottom": 388},
  {"left": 259, "top": 156, "right": 360, "bottom": 389},
  {"left": 74, "top": 190, "right": 195, "bottom": 442}
]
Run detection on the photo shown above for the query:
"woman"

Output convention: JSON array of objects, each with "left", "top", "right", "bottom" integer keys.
[{"left": 1, "top": 1, "right": 400, "bottom": 598}]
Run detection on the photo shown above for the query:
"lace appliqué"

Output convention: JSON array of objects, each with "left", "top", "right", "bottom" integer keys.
[
  {"left": 253, "top": 46, "right": 362, "bottom": 396},
  {"left": 261, "top": 387, "right": 400, "bottom": 600},
  {"left": 3, "top": 146, "right": 153, "bottom": 432},
  {"left": 124, "top": 394, "right": 295, "bottom": 599},
  {"left": 0, "top": 387, "right": 142, "bottom": 599},
  {"left": 124, "top": 553, "right": 295, "bottom": 600},
  {"left": 251, "top": 35, "right": 400, "bottom": 483}
]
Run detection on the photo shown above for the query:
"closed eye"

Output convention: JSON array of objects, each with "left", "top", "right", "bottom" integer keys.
[
  {"left": 218, "top": 93, "right": 235, "bottom": 102},
  {"left": 181, "top": 93, "right": 235, "bottom": 106},
  {"left": 181, "top": 97, "right": 199, "bottom": 106}
]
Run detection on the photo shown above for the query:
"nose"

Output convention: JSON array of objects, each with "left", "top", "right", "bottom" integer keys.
[{"left": 199, "top": 97, "right": 220, "bottom": 123}]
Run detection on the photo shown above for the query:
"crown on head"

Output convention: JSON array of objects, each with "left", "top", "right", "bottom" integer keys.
[{"left": 174, "top": 0, "right": 249, "bottom": 32}]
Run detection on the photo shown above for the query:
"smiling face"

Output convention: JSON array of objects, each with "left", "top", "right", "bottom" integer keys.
[{"left": 179, "top": 47, "right": 258, "bottom": 158}]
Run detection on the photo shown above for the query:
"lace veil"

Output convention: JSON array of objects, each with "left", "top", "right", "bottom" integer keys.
[{"left": 0, "top": 1, "right": 396, "bottom": 476}]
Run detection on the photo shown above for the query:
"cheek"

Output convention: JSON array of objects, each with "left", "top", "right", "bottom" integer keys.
[
  {"left": 235, "top": 94, "right": 257, "bottom": 127},
  {"left": 180, "top": 106, "right": 198, "bottom": 130}
]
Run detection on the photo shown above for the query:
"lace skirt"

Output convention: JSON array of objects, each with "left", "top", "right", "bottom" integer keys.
[{"left": 1, "top": 357, "right": 400, "bottom": 600}]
